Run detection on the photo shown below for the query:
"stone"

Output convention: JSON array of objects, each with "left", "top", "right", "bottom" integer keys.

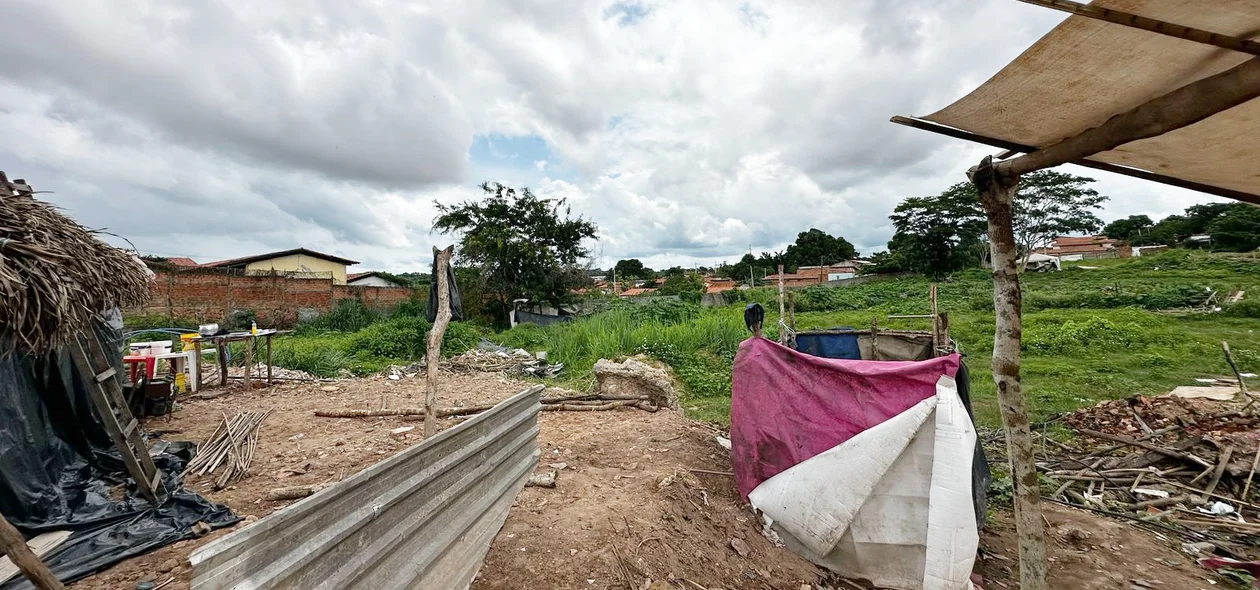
[{"left": 593, "top": 357, "right": 680, "bottom": 410}]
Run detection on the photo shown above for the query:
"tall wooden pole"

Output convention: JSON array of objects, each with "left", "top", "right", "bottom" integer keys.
[
  {"left": 971, "top": 156, "right": 1048, "bottom": 590},
  {"left": 777, "top": 265, "right": 786, "bottom": 345},
  {"left": 425, "top": 246, "right": 454, "bottom": 437},
  {"left": 0, "top": 516, "right": 64, "bottom": 590}
]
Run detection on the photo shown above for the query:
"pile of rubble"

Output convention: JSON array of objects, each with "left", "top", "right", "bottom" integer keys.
[
  {"left": 444, "top": 342, "right": 563, "bottom": 377},
  {"left": 1040, "top": 383, "right": 1260, "bottom": 558}
]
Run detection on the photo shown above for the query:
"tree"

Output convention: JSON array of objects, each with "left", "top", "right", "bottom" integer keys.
[
  {"left": 613, "top": 259, "right": 653, "bottom": 281},
  {"left": 657, "top": 272, "right": 705, "bottom": 303},
  {"left": 1010, "top": 170, "right": 1108, "bottom": 265},
  {"left": 1103, "top": 214, "right": 1153, "bottom": 241},
  {"left": 886, "top": 182, "right": 987, "bottom": 278},
  {"left": 784, "top": 229, "right": 856, "bottom": 269},
  {"left": 885, "top": 170, "right": 1108, "bottom": 277},
  {"left": 1207, "top": 203, "right": 1260, "bottom": 252},
  {"left": 433, "top": 182, "right": 597, "bottom": 324},
  {"left": 721, "top": 253, "right": 762, "bottom": 285}
]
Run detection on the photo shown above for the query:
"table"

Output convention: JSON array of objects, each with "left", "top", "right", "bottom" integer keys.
[{"left": 188, "top": 329, "right": 279, "bottom": 389}]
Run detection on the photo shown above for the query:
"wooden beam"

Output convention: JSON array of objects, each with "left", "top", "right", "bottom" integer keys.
[
  {"left": 889, "top": 116, "right": 1260, "bottom": 205},
  {"left": 1012, "top": 0, "right": 1260, "bottom": 56},
  {"left": 424, "top": 246, "right": 454, "bottom": 437},
  {"left": 0, "top": 516, "right": 63, "bottom": 590},
  {"left": 999, "top": 56, "right": 1260, "bottom": 177},
  {"left": 970, "top": 156, "right": 1049, "bottom": 590}
]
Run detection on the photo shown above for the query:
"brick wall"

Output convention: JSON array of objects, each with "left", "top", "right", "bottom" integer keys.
[{"left": 130, "top": 269, "right": 419, "bottom": 327}]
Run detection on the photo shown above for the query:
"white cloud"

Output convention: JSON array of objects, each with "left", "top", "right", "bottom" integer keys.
[{"left": 0, "top": 0, "right": 1230, "bottom": 272}]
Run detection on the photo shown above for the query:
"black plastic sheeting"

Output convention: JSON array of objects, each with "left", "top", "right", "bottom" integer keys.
[
  {"left": 0, "top": 316, "right": 238, "bottom": 589},
  {"left": 426, "top": 252, "right": 464, "bottom": 323}
]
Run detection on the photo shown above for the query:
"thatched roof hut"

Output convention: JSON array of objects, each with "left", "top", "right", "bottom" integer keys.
[{"left": 0, "top": 172, "right": 151, "bottom": 354}]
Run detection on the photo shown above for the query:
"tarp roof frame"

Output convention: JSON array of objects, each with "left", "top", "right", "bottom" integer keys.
[{"left": 895, "top": 0, "right": 1260, "bottom": 205}]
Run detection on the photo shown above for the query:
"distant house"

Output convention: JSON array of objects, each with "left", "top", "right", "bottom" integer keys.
[
  {"left": 705, "top": 278, "right": 737, "bottom": 295},
  {"left": 201, "top": 247, "right": 359, "bottom": 284},
  {"left": 619, "top": 287, "right": 657, "bottom": 297},
  {"left": 765, "top": 262, "right": 862, "bottom": 287},
  {"left": 347, "top": 272, "right": 408, "bottom": 288},
  {"left": 1034, "top": 236, "right": 1125, "bottom": 261},
  {"left": 165, "top": 257, "right": 199, "bottom": 267}
]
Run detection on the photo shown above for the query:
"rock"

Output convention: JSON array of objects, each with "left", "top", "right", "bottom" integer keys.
[
  {"left": 526, "top": 470, "right": 557, "bottom": 488},
  {"left": 320, "top": 386, "right": 339, "bottom": 393},
  {"left": 157, "top": 559, "right": 179, "bottom": 573},
  {"left": 1054, "top": 524, "right": 1092, "bottom": 547},
  {"left": 729, "top": 537, "right": 750, "bottom": 558},
  {"left": 593, "top": 357, "right": 680, "bottom": 410},
  {"left": 190, "top": 521, "right": 212, "bottom": 537}
]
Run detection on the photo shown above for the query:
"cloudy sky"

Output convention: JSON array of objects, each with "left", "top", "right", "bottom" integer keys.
[{"left": 0, "top": 0, "right": 1226, "bottom": 272}]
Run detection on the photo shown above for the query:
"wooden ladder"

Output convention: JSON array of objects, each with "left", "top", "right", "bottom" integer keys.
[{"left": 69, "top": 333, "right": 165, "bottom": 505}]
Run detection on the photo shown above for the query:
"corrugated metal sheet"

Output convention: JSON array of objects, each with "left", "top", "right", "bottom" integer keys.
[{"left": 189, "top": 385, "right": 543, "bottom": 590}]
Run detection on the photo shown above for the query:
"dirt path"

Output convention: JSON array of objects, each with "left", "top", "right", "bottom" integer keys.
[{"left": 473, "top": 408, "right": 822, "bottom": 590}]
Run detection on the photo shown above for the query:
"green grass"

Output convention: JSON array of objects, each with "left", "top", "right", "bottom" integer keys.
[
  {"left": 495, "top": 251, "right": 1260, "bottom": 427},
  {"left": 197, "top": 251, "right": 1260, "bottom": 427}
]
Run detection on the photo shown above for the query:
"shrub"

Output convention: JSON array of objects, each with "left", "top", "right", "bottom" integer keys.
[
  {"left": 1024, "top": 316, "right": 1152, "bottom": 354},
  {"left": 298, "top": 298, "right": 381, "bottom": 334},
  {"left": 1224, "top": 299, "right": 1260, "bottom": 318},
  {"left": 629, "top": 300, "right": 700, "bottom": 325},
  {"left": 270, "top": 345, "right": 349, "bottom": 378},
  {"left": 343, "top": 316, "right": 484, "bottom": 360}
]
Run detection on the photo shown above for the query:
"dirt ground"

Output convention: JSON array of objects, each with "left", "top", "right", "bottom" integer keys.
[
  {"left": 65, "top": 371, "right": 1240, "bottom": 590},
  {"left": 978, "top": 502, "right": 1227, "bottom": 590}
]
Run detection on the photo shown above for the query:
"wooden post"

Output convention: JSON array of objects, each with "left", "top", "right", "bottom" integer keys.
[
  {"left": 971, "top": 156, "right": 1048, "bottom": 590},
  {"left": 242, "top": 338, "right": 252, "bottom": 390},
  {"left": 217, "top": 336, "right": 228, "bottom": 387},
  {"left": 0, "top": 515, "right": 64, "bottom": 590},
  {"left": 425, "top": 246, "right": 454, "bottom": 437},
  {"left": 777, "top": 265, "right": 786, "bottom": 345},
  {"left": 193, "top": 340, "right": 203, "bottom": 389},
  {"left": 929, "top": 284, "right": 940, "bottom": 354},
  {"left": 266, "top": 334, "right": 273, "bottom": 386}
]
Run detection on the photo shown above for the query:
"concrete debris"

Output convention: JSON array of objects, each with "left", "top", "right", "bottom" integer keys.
[{"left": 593, "top": 357, "right": 680, "bottom": 410}]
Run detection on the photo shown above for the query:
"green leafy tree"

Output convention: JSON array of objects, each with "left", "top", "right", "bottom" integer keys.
[
  {"left": 784, "top": 229, "right": 857, "bottom": 269},
  {"left": 886, "top": 170, "right": 1108, "bottom": 277},
  {"left": 433, "top": 182, "right": 598, "bottom": 324},
  {"left": 656, "top": 272, "right": 705, "bottom": 303},
  {"left": 886, "top": 182, "right": 987, "bottom": 278},
  {"left": 1103, "top": 215, "right": 1154, "bottom": 241},
  {"left": 1011, "top": 170, "right": 1109, "bottom": 263},
  {"left": 1207, "top": 203, "right": 1260, "bottom": 252},
  {"left": 613, "top": 259, "right": 654, "bottom": 281},
  {"left": 720, "top": 253, "right": 763, "bottom": 285}
]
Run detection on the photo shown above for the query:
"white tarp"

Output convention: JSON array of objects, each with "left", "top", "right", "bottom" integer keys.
[
  {"left": 923, "top": 0, "right": 1260, "bottom": 202},
  {"left": 748, "top": 376, "right": 978, "bottom": 590}
]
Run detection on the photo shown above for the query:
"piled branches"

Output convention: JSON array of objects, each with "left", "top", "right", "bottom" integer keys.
[
  {"left": 314, "top": 393, "right": 657, "bottom": 419},
  {"left": 183, "top": 410, "right": 272, "bottom": 489},
  {"left": 0, "top": 173, "right": 151, "bottom": 354},
  {"left": 445, "top": 348, "right": 563, "bottom": 377},
  {"left": 1034, "top": 393, "right": 1260, "bottom": 553}
]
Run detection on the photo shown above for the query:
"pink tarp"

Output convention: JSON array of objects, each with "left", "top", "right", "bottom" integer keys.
[{"left": 731, "top": 337, "right": 960, "bottom": 500}]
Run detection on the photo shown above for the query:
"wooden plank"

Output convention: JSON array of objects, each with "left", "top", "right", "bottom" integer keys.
[
  {"left": 0, "top": 531, "right": 71, "bottom": 585},
  {"left": 1012, "top": 0, "right": 1260, "bottom": 56},
  {"left": 0, "top": 517, "right": 64, "bottom": 590},
  {"left": 93, "top": 368, "right": 115, "bottom": 383},
  {"left": 889, "top": 116, "right": 1260, "bottom": 205}
]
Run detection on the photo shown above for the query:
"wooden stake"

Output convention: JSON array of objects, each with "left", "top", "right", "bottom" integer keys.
[
  {"left": 0, "top": 515, "right": 63, "bottom": 590},
  {"left": 1223, "top": 341, "right": 1256, "bottom": 410},
  {"left": 972, "top": 156, "right": 1047, "bottom": 590},
  {"left": 425, "top": 246, "right": 454, "bottom": 437},
  {"left": 930, "top": 283, "right": 940, "bottom": 355},
  {"left": 777, "top": 265, "right": 786, "bottom": 345}
]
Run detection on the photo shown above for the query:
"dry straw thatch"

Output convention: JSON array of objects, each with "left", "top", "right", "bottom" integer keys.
[{"left": 0, "top": 173, "right": 151, "bottom": 354}]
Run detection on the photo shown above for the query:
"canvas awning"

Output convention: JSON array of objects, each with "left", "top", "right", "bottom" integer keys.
[{"left": 897, "top": 0, "right": 1260, "bottom": 205}]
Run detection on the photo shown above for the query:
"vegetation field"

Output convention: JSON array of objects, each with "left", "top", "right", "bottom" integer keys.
[{"left": 170, "top": 251, "right": 1260, "bottom": 428}]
